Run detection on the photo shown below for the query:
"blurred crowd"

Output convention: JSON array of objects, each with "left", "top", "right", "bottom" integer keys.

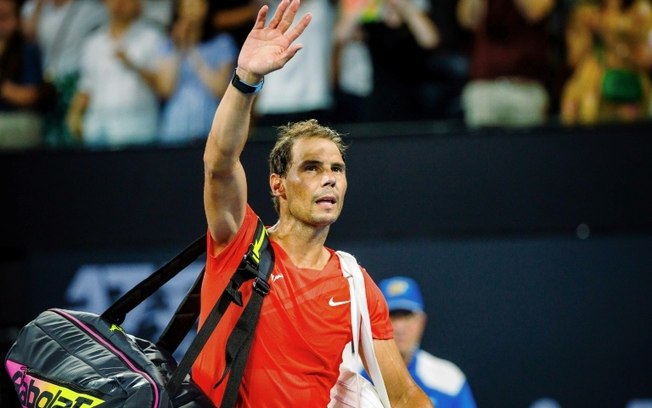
[{"left": 0, "top": 0, "right": 651, "bottom": 150}]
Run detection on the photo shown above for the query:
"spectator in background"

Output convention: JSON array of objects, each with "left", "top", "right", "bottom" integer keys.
[
  {"left": 333, "top": 0, "right": 440, "bottom": 122},
  {"left": 253, "top": 0, "right": 336, "bottom": 126},
  {"left": 421, "top": 0, "right": 472, "bottom": 121},
  {"left": 66, "top": 0, "right": 165, "bottom": 148},
  {"left": 209, "top": 0, "right": 260, "bottom": 49},
  {"left": 331, "top": 0, "right": 374, "bottom": 124},
  {"left": 156, "top": 0, "right": 237, "bottom": 145},
  {"left": 0, "top": 0, "right": 43, "bottom": 149},
  {"left": 21, "top": 0, "right": 106, "bottom": 146},
  {"left": 378, "top": 276, "right": 478, "bottom": 408},
  {"left": 457, "top": 0, "right": 556, "bottom": 127},
  {"left": 561, "top": 0, "right": 652, "bottom": 125}
]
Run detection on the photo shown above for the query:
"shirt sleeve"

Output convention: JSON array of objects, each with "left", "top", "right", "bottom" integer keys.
[
  {"left": 362, "top": 267, "right": 394, "bottom": 340},
  {"left": 206, "top": 204, "right": 258, "bottom": 274}
]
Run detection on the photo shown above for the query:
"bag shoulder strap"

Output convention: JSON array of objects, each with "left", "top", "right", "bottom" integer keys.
[
  {"left": 336, "top": 251, "right": 391, "bottom": 408},
  {"left": 166, "top": 218, "right": 274, "bottom": 401},
  {"left": 218, "top": 225, "right": 274, "bottom": 408}
]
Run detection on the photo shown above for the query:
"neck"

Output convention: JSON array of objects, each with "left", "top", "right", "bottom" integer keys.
[{"left": 268, "top": 220, "right": 331, "bottom": 269}]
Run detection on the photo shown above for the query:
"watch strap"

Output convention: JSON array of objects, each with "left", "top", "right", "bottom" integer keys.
[{"left": 231, "top": 70, "right": 264, "bottom": 94}]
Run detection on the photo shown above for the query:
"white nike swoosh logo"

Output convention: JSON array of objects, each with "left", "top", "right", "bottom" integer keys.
[{"left": 329, "top": 297, "right": 351, "bottom": 307}]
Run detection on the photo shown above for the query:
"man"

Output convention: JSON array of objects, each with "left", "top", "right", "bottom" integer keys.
[
  {"left": 21, "top": 0, "right": 107, "bottom": 145},
  {"left": 379, "top": 276, "right": 478, "bottom": 408},
  {"left": 457, "top": 0, "right": 555, "bottom": 127},
  {"left": 66, "top": 0, "right": 164, "bottom": 147},
  {"left": 0, "top": 0, "right": 43, "bottom": 149},
  {"left": 191, "top": 0, "right": 433, "bottom": 406}
]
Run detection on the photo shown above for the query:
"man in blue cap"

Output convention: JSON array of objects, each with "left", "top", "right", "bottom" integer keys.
[{"left": 379, "top": 276, "right": 478, "bottom": 408}]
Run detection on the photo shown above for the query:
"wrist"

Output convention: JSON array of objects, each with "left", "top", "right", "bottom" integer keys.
[
  {"left": 234, "top": 67, "right": 263, "bottom": 86},
  {"left": 231, "top": 68, "right": 264, "bottom": 94}
]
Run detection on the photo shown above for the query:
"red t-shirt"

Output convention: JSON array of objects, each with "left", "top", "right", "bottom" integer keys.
[{"left": 192, "top": 205, "right": 393, "bottom": 407}]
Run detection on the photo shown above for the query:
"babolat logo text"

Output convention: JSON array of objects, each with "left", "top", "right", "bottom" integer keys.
[{"left": 5, "top": 360, "right": 104, "bottom": 408}]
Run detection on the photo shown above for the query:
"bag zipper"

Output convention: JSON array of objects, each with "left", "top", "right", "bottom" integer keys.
[{"left": 51, "top": 309, "right": 160, "bottom": 408}]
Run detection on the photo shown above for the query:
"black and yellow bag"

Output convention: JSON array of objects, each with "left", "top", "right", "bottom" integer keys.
[{"left": 5, "top": 219, "right": 273, "bottom": 408}]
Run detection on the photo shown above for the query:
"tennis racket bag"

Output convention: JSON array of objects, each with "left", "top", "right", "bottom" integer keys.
[{"left": 4, "top": 219, "right": 273, "bottom": 408}]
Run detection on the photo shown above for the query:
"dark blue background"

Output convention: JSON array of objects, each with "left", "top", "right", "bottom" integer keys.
[{"left": 2, "top": 121, "right": 651, "bottom": 407}]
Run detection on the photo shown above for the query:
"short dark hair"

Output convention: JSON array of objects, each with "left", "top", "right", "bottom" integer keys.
[{"left": 268, "top": 119, "right": 347, "bottom": 214}]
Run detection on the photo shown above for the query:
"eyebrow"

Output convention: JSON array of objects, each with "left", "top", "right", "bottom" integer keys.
[{"left": 299, "top": 160, "right": 346, "bottom": 169}]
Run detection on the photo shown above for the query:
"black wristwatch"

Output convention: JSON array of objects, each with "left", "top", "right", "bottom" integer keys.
[{"left": 231, "top": 70, "right": 264, "bottom": 94}]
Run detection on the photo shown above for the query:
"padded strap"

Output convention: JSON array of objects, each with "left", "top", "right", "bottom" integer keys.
[
  {"left": 337, "top": 251, "right": 391, "bottom": 408},
  {"left": 167, "top": 219, "right": 272, "bottom": 398},
  {"left": 218, "top": 242, "right": 274, "bottom": 408}
]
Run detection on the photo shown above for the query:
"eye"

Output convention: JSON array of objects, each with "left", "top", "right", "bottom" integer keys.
[{"left": 332, "top": 165, "right": 345, "bottom": 173}]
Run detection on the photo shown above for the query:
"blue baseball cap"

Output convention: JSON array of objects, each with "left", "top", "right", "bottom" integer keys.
[{"left": 379, "top": 276, "right": 424, "bottom": 313}]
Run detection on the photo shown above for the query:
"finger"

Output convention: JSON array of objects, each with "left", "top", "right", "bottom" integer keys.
[
  {"left": 283, "top": 43, "right": 304, "bottom": 61},
  {"left": 284, "top": 12, "right": 312, "bottom": 43},
  {"left": 253, "top": 5, "right": 269, "bottom": 30},
  {"left": 278, "top": 0, "right": 302, "bottom": 33},
  {"left": 268, "top": 0, "right": 290, "bottom": 29}
]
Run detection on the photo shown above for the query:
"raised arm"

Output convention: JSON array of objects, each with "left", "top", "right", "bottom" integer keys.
[{"left": 203, "top": 0, "right": 312, "bottom": 250}]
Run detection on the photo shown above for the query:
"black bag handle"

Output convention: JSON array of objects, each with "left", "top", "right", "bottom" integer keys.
[{"left": 101, "top": 233, "right": 207, "bottom": 325}]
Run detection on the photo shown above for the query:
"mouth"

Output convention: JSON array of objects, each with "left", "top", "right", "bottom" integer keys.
[{"left": 315, "top": 195, "right": 337, "bottom": 208}]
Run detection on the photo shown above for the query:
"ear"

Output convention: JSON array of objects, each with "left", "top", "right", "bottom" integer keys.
[{"left": 270, "top": 173, "right": 285, "bottom": 198}]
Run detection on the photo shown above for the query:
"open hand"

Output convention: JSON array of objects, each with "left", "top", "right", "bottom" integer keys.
[{"left": 236, "top": 0, "right": 312, "bottom": 81}]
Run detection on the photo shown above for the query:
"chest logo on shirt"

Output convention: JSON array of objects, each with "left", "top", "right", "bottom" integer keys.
[
  {"left": 271, "top": 273, "right": 284, "bottom": 282},
  {"left": 328, "top": 297, "right": 351, "bottom": 307}
]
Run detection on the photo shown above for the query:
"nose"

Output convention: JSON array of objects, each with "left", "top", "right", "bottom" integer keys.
[{"left": 322, "top": 170, "right": 336, "bottom": 187}]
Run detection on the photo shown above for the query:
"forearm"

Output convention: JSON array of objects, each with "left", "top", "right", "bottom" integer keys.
[
  {"left": 156, "top": 54, "right": 183, "bottom": 98},
  {"left": 189, "top": 52, "right": 233, "bottom": 97},
  {"left": 204, "top": 67, "right": 259, "bottom": 175},
  {"left": 0, "top": 82, "right": 40, "bottom": 107},
  {"left": 131, "top": 66, "right": 160, "bottom": 94},
  {"left": 66, "top": 91, "right": 89, "bottom": 137},
  {"left": 514, "top": 0, "right": 555, "bottom": 22},
  {"left": 203, "top": 67, "right": 257, "bottom": 246},
  {"left": 395, "top": 3, "right": 440, "bottom": 49},
  {"left": 392, "top": 384, "right": 434, "bottom": 408},
  {"left": 118, "top": 53, "right": 161, "bottom": 95},
  {"left": 457, "top": 0, "right": 484, "bottom": 30}
]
